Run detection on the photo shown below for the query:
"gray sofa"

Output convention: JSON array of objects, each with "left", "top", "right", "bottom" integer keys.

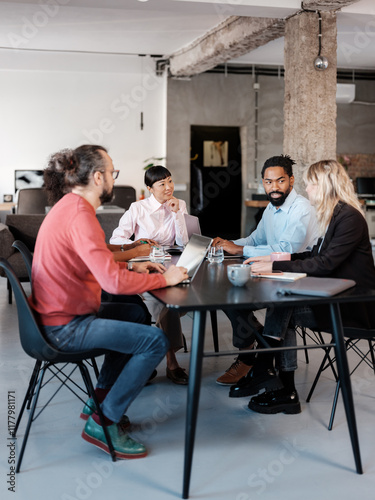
[{"left": 0, "top": 212, "right": 122, "bottom": 303}]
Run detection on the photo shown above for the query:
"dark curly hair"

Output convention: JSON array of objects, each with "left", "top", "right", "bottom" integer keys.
[
  {"left": 43, "top": 145, "right": 108, "bottom": 206},
  {"left": 261, "top": 154, "right": 296, "bottom": 178}
]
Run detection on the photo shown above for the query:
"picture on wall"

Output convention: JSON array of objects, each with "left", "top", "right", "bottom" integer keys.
[
  {"left": 14, "top": 170, "right": 44, "bottom": 193},
  {"left": 203, "top": 141, "right": 229, "bottom": 167}
]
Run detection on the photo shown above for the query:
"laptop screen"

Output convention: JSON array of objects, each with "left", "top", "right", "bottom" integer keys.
[
  {"left": 176, "top": 234, "right": 212, "bottom": 281},
  {"left": 184, "top": 214, "right": 201, "bottom": 238}
]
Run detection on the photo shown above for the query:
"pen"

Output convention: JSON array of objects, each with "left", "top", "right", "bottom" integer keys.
[{"left": 140, "top": 240, "right": 148, "bottom": 244}]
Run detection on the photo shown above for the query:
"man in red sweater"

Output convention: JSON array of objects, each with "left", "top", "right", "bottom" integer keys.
[{"left": 30, "top": 145, "right": 188, "bottom": 459}]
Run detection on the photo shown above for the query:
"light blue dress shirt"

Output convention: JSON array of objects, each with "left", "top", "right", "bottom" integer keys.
[{"left": 234, "top": 189, "right": 319, "bottom": 258}]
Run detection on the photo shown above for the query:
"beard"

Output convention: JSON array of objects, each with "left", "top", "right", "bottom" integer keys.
[
  {"left": 267, "top": 189, "right": 290, "bottom": 207},
  {"left": 100, "top": 186, "right": 114, "bottom": 204}
]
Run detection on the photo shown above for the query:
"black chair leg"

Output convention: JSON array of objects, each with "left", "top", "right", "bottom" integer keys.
[
  {"left": 301, "top": 327, "right": 309, "bottom": 364},
  {"left": 13, "top": 360, "right": 42, "bottom": 437},
  {"left": 91, "top": 358, "right": 100, "bottom": 379},
  {"left": 210, "top": 311, "right": 219, "bottom": 353},
  {"left": 182, "top": 334, "right": 188, "bottom": 353},
  {"left": 26, "top": 360, "right": 42, "bottom": 410},
  {"left": 368, "top": 339, "right": 375, "bottom": 375},
  {"left": 306, "top": 346, "right": 335, "bottom": 402},
  {"left": 328, "top": 379, "right": 341, "bottom": 431},
  {"left": 79, "top": 363, "right": 116, "bottom": 462},
  {"left": 7, "top": 278, "right": 12, "bottom": 304},
  {"left": 16, "top": 363, "right": 47, "bottom": 472}
]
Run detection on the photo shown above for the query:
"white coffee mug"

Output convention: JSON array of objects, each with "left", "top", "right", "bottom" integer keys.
[{"left": 227, "top": 264, "right": 250, "bottom": 287}]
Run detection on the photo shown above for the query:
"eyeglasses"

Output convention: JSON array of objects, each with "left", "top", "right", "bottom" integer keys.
[
  {"left": 100, "top": 169, "right": 120, "bottom": 180},
  {"left": 111, "top": 170, "right": 120, "bottom": 180}
]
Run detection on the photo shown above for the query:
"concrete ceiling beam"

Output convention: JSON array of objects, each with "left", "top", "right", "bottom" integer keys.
[
  {"left": 302, "top": 0, "right": 360, "bottom": 12},
  {"left": 168, "top": 0, "right": 360, "bottom": 77},
  {"left": 169, "top": 16, "right": 284, "bottom": 78}
]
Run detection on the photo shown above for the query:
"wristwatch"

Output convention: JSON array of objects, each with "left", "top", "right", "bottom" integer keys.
[{"left": 128, "top": 261, "right": 133, "bottom": 271}]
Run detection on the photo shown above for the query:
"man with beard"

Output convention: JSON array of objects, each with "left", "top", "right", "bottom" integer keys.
[
  {"left": 212, "top": 155, "right": 318, "bottom": 389},
  {"left": 30, "top": 145, "right": 188, "bottom": 459}
]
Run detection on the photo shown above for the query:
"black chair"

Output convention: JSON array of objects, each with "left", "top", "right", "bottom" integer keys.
[
  {"left": 104, "top": 185, "right": 136, "bottom": 211},
  {"left": 11, "top": 240, "right": 99, "bottom": 409},
  {"left": 12, "top": 240, "right": 32, "bottom": 280},
  {"left": 296, "top": 325, "right": 328, "bottom": 364},
  {"left": 16, "top": 188, "right": 49, "bottom": 214},
  {"left": 0, "top": 258, "right": 116, "bottom": 471},
  {"left": 306, "top": 326, "right": 375, "bottom": 430}
]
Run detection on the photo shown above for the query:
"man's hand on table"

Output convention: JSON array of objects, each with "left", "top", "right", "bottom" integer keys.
[
  {"left": 131, "top": 262, "right": 166, "bottom": 274},
  {"left": 163, "top": 265, "right": 189, "bottom": 286},
  {"left": 212, "top": 237, "right": 243, "bottom": 255}
]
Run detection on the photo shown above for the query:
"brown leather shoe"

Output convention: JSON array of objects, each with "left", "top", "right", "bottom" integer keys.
[
  {"left": 216, "top": 357, "right": 252, "bottom": 386},
  {"left": 166, "top": 367, "right": 189, "bottom": 385}
]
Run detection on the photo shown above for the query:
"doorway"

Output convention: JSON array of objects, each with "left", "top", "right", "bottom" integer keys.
[{"left": 190, "top": 125, "right": 242, "bottom": 239}]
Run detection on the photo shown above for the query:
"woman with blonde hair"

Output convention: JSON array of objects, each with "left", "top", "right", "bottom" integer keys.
[
  {"left": 303, "top": 159, "right": 364, "bottom": 235},
  {"left": 231, "top": 159, "right": 375, "bottom": 415}
]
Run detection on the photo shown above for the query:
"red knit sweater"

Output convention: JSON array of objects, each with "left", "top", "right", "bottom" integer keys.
[{"left": 30, "top": 193, "right": 166, "bottom": 326}]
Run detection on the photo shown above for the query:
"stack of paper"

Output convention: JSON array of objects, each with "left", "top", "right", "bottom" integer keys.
[{"left": 252, "top": 272, "right": 307, "bottom": 281}]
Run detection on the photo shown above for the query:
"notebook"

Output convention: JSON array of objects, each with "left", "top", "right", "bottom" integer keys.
[
  {"left": 253, "top": 272, "right": 307, "bottom": 281},
  {"left": 276, "top": 277, "right": 356, "bottom": 297},
  {"left": 129, "top": 253, "right": 171, "bottom": 262},
  {"left": 176, "top": 233, "right": 213, "bottom": 284}
]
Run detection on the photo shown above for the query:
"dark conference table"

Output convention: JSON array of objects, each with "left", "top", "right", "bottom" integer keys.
[{"left": 150, "top": 258, "right": 375, "bottom": 499}]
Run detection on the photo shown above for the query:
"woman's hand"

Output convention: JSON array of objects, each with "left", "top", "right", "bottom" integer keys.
[
  {"left": 250, "top": 261, "right": 273, "bottom": 274},
  {"left": 131, "top": 262, "right": 166, "bottom": 274},
  {"left": 133, "top": 243, "right": 152, "bottom": 257},
  {"left": 243, "top": 255, "right": 272, "bottom": 265},
  {"left": 134, "top": 238, "right": 159, "bottom": 247},
  {"left": 165, "top": 197, "right": 180, "bottom": 213}
]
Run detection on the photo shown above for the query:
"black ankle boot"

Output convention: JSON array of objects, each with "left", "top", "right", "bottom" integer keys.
[
  {"left": 279, "top": 370, "right": 296, "bottom": 393},
  {"left": 229, "top": 367, "right": 283, "bottom": 398},
  {"left": 248, "top": 388, "right": 301, "bottom": 414}
]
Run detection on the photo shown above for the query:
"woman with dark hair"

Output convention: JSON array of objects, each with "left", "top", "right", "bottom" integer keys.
[
  {"left": 110, "top": 166, "right": 189, "bottom": 246},
  {"left": 110, "top": 166, "right": 190, "bottom": 384}
]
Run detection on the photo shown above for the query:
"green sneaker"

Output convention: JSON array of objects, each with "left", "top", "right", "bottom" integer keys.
[
  {"left": 80, "top": 398, "right": 130, "bottom": 430},
  {"left": 82, "top": 416, "right": 147, "bottom": 459},
  {"left": 80, "top": 398, "right": 96, "bottom": 421}
]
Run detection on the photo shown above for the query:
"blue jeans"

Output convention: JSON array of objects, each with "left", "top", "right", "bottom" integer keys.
[
  {"left": 263, "top": 306, "right": 319, "bottom": 371},
  {"left": 43, "top": 303, "right": 169, "bottom": 423}
]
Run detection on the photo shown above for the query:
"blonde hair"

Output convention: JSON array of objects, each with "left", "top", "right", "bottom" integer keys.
[{"left": 303, "top": 159, "right": 364, "bottom": 234}]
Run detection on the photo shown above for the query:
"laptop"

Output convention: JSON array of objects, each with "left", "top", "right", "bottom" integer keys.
[
  {"left": 176, "top": 233, "right": 212, "bottom": 284},
  {"left": 277, "top": 277, "right": 356, "bottom": 297},
  {"left": 163, "top": 214, "right": 202, "bottom": 255},
  {"left": 184, "top": 214, "right": 201, "bottom": 238}
]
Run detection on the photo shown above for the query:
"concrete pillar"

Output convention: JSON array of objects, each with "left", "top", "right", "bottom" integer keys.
[{"left": 283, "top": 11, "right": 337, "bottom": 191}]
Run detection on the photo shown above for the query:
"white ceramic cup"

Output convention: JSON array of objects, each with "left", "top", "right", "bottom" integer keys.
[
  {"left": 149, "top": 246, "right": 166, "bottom": 263},
  {"left": 270, "top": 252, "right": 291, "bottom": 262},
  {"left": 208, "top": 246, "right": 224, "bottom": 263},
  {"left": 227, "top": 264, "right": 251, "bottom": 286}
]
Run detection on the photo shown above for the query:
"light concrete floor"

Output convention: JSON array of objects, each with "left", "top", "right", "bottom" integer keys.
[{"left": 1, "top": 278, "right": 375, "bottom": 500}]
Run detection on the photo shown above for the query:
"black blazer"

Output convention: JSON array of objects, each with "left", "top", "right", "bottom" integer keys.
[{"left": 274, "top": 202, "right": 375, "bottom": 329}]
